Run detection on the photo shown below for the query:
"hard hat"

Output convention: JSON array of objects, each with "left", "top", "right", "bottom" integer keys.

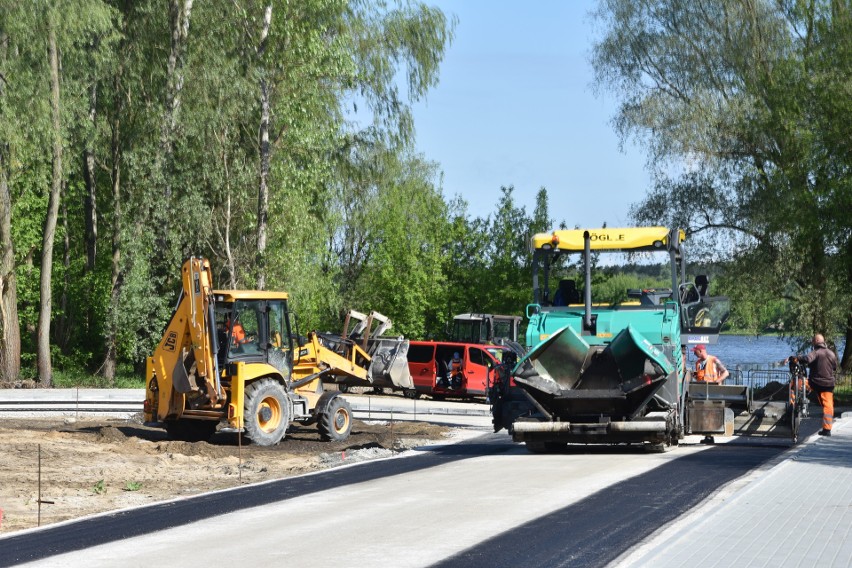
[{"left": 453, "top": 352, "right": 460, "bottom": 359}]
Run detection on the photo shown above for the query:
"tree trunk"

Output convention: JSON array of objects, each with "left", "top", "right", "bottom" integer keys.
[
  {"left": 160, "top": 0, "right": 193, "bottom": 171},
  {"left": 256, "top": 76, "right": 270, "bottom": 290},
  {"left": 55, "top": 194, "right": 71, "bottom": 351},
  {"left": 102, "top": 162, "right": 123, "bottom": 383},
  {"left": 842, "top": 248, "right": 852, "bottom": 373},
  {"left": 255, "top": 5, "right": 272, "bottom": 291},
  {"left": 83, "top": 83, "right": 98, "bottom": 273},
  {"left": 0, "top": 148, "right": 21, "bottom": 384},
  {"left": 37, "top": 17, "right": 63, "bottom": 387},
  {"left": 153, "top": 0, "right": 194, "bottom": 290},
  {"left": 842, "top": 313, "right": 852, "bottom": 373},
  {"left": 101, "top": 74, "right": 124, "bottom": 383},
  {"left": 0, "top": 31, "right": 20, "bottom": 384},
  {"left": 225, "top": 192, "right": 236, "bottom": 288}
]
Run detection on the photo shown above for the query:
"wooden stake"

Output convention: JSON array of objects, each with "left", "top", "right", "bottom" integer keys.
[{"left": 36, "top": 445, "right": 54, "bottom": 527}]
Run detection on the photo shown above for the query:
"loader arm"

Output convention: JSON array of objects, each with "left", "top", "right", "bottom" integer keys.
[{"left": 292, "top": 332, "right": 372, "bottom": 384}]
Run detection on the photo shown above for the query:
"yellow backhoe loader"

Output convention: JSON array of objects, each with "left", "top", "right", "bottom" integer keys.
[{"left": 143, "top": 257, "right": 410, "bottom": 445}]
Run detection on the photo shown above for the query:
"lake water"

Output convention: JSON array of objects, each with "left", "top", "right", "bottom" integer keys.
[{"left": 688, "top": 334, "right": 846, "bottom": 372}]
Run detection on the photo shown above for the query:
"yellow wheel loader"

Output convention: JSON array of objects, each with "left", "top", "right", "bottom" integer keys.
[{"left": 143, "top": 257, "right": 411, "bottom": 446}]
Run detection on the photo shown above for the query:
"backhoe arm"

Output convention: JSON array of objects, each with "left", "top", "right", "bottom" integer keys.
[{"left": 146, "top": 257, "right": 221, "bottom": 421}]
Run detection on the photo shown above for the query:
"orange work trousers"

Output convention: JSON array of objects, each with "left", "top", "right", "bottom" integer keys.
[{"left": 817, "top": 391, "right": 834, "bottom": 431}]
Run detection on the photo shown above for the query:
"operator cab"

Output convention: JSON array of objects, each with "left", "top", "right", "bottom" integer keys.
[
  {"left": 213, "top": 291, "right": 293, "bottom": 374},
  {"left": 450, "top": 313, "right": 522, "bottom": 345},
  {"left": 528, "top": 227, "right": 729, "bottom": 346}
]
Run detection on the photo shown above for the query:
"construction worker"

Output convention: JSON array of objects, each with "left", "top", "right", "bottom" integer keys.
[
  {"left": 792, "top": 334, "right": 838, "bottom": 436},
  {"left": 692, "top": 344, "right": 729, "bottom": 444},
  {"left": 692, "top": 344, "right": 729, "bottom": 384},
  {"left": 449, "top": 351, "right": 464, "bottom": 390},
  {"left": 225, "top": 316, "right": 247, "bottom": 345}
]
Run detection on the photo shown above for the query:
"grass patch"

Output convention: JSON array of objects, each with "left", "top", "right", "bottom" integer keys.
[{"left": 51, "top": 364, "right": 144, "bottom": 389}]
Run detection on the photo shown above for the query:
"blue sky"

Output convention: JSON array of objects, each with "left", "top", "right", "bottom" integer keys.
[{"left": 410, "top": 0, "right": 650, "bottom": 229}]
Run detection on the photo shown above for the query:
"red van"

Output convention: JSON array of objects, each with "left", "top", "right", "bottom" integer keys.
[{"left": 405, "top": 341, "right": 507, "bottom": 400}]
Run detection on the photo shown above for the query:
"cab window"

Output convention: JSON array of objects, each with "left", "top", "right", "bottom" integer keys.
[
  {"left": 268, "top": 301, "right": 291, "bottom": 353},
  {"left": 408, "top": 344, "right": 436, "bottom": 363},
  {"left": 486, "top": 347, "right": 504, "bottom": 362},
  {"left": 469, "top": 347, "right": 494, "bottom": 368},
  {"left": 230, "top": 300, "right": 262, "bottom": 356}
]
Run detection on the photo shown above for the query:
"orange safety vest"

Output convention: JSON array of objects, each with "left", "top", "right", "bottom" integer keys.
[
  {"left": 450, "top": 358, "right": 463, "bottom": 374},
  {"left": 694, "top": 355, "right": 720, "bottom": 382}
]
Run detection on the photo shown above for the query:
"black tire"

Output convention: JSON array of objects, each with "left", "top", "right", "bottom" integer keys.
[
  {"left": 431, "top": 394, "right": 445, "bottom": 401},
  {"left": 789, "top": 382, "right": 800, "bottom": 443},
  {"left": 403, "top": 389, "right": 421, "bottom": 400},
  {"left": 244, "top": 378, "right": 291, "bottom": 446},
  {"left": 165, "top": 419, "right": 217, "bottom": 443},
  {"left": 337, "top": 384, "right": 350, "bottom": 394},
  {"left": 318, "top": 396, "right": 353, "bottom": 442}
]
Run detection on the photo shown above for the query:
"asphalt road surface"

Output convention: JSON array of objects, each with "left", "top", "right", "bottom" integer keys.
[{"left": 0, "top": 428, "right": 801, "bottom": 568}]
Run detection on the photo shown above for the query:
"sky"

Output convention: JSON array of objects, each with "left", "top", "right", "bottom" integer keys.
[{"left": 410, "top": 0, "right": 650, "bottom": 229}]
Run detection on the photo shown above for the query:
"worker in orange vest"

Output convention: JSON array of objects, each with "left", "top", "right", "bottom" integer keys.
[
  {"left": 692, "top": 344, "right": 729, "bottom": 384},
  {"left": 692, "top": 343, "right": 730, "bottom": 445}
]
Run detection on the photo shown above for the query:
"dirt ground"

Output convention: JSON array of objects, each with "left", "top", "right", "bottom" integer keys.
[{"left": 0, "top": 416, "right": 453, "bottom": 534}]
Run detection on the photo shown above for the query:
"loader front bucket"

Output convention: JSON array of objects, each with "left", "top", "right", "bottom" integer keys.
[{"left": 366, "top": 338, "right": 413, "bottom": 390}]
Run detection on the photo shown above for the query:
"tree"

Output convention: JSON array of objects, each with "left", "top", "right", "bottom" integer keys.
[
  {"left": 35, "top": 7, "right": 64, "bottom": 386},
  {"left": 0, "top": 0, "right": 457, "bottom": 383},
  {"left": 592, "top": 0, "right": 852, "bottom": 368},
  {"left": 0, "top": 146, "right": 19, "bottom": 384},
  {"left": 0, "top": 23, "right": 21, "bottom": 383},
  {"left": 348, "top": 151, "right": 448, "bottom": 338}
]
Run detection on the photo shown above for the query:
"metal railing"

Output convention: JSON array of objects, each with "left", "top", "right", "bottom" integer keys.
[
  {"left": 726, "top": 369, "right": 852, "bottom": 390},
  {"left": 0, "top": 390, "right": 491, "bottom": 421}
]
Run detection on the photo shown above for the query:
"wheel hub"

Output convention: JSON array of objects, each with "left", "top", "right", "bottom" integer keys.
[{"left": 334, "top": 411, "right": 347, "bottom": 430}]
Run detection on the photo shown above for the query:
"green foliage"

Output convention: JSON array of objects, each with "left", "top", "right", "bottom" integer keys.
[
  {"left": 52, "top": 364, "right": 143, "bottom": 389},
  {"left": 350, "top": 152, "right": 448, "bottom": 338},
  {"left": 594, "top": 272, "right": 669, "bottom": 306},
  {"left": 0, "top": 0, "right": 589, "bottom": 385},
  {"left": 92, "top": 480, "right": 106, "bottom": 495},
  {"left": 0, "top": 0, "right": 462, "bottom": 380},
  {"left": 593, "top": 0, "right": 852, "bottom": 368},
  {"left": 123, "top": 481, "right": 142, "bottom": 492}
]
